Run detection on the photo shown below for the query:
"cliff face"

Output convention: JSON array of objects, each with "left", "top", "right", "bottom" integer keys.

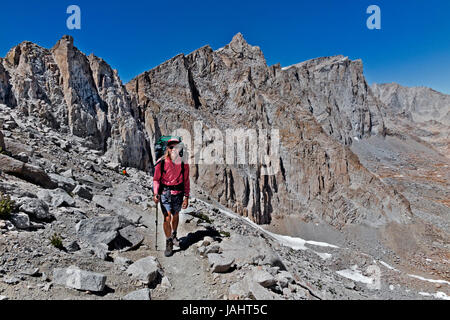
[
  {"left": 0, "top": 35, "right": 149, "bottom": 169},
  {"left": 372, "top": 83, "right": 450, "bottom": 158},
  {"left": 283, "top": 55, "right": 385, "bottom": 145},
  {"left": 126, "top": 33, "right": 410, "bottom": 227},
  {"left": 372, "top": 83, "right": 450, "bottom": 126}
]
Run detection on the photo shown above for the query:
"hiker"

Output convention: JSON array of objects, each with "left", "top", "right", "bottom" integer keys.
[{"left": 153, "top": 138, "right": 190, "bottom": 257}]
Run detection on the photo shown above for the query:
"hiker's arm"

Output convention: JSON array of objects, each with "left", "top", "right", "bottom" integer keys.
[{"left": 153, "top": 162, "right": 161, "bottom": 201}]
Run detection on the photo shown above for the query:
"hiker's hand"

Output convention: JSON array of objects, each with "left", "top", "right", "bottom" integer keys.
[
  {"left": 182, "top": 197, "right": 189, "bottom": 209},
  {"left": 153, "top": 195, "right": 160, "bottom": 204}
]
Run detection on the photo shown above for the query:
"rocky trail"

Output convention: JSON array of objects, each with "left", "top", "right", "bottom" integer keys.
[{"left": 0, "top": 108, "right": 448, "bottom": 300}]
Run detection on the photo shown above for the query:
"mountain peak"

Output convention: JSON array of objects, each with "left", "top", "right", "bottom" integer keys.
[
  {"left": 230, "top": 32, "right": 246, "bottom": 44},
  {"left": 219, "top": 32, "right": 266, "bottom": 64},
  {"left": 52, "top": 35, "right": 74, "bottom": 52}
]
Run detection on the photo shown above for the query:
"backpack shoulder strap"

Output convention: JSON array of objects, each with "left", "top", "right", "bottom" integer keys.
[
  {"left": 161, "top": 159, "right": 165, "bottom": 174},
  {"left": 181, "top": 161, "right": 185, "bottom": 180}
]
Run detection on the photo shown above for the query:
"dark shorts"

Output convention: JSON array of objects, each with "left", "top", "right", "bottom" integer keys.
[{"left": 160, "top": 189, "right": 184, "bottom": 215}]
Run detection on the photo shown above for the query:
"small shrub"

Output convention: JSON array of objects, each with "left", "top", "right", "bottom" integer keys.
[
  {"left": 219, "top": 231, "right": 231, "bottom": 238},
  {"left": 50, "top": 233, "right": 64, "bottom": 250},
  {"left": 0, "top": 192, "right": 14, "bottom": 220},
  {"left": 196, "top": 212, "right": 213, "bottom": 224}
]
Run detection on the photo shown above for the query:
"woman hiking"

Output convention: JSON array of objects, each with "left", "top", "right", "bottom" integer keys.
[{"left": 153, "top": 138, "right": 190, "bottom": 257}]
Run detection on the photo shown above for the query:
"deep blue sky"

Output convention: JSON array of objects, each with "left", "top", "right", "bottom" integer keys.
[{"left": 1, "top": 0, "right": 450, "bottom": 93}]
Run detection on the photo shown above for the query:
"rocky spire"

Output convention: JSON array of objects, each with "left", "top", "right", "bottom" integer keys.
[{"left": 219, "top": 33, "right": 266, "bottom": 65}]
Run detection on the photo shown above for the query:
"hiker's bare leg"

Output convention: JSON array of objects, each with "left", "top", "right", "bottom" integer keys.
[
  {"left": 163, "top": 212, "right": 172, "bottom": 238},
  {"left": 171, "top": 212, "right": 179, "bottom": 235}
]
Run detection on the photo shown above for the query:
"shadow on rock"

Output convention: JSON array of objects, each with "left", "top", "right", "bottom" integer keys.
[
  {"left": 176, "top": 228, "right": 222, "bottom": 253},
  {"left": 91, "top": 285, "right": 115, "bottom": 297}
]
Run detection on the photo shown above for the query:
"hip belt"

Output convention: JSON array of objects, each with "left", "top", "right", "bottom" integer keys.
[{"left": 160, "top": 183, "right": 184, "bottom": 193}]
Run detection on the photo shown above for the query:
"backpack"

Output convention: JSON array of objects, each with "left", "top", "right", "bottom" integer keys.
[{"left": 154, "top": 135, "right": 185, "bottom": 195}]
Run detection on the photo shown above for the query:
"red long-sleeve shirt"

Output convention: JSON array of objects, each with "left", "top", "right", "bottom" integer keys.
[{"left": 153, "top": 157, "right": 190, "bottom": 197}]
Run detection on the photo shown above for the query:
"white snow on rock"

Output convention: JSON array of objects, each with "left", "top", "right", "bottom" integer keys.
[
  {"left": 379, "top": 261, "right": 399, "bottom": 272},
  {"left": 419, "top": 291, "right": 450, "bottom": 300},
  {"left": 408, "top": 274, "right": 450, "bottom": 286},
  {"left": 336, "top": 265, "right": 374, "bottom": 285},
  {"left": 203, "top": 199, "right": 339, "bottom": 256}
]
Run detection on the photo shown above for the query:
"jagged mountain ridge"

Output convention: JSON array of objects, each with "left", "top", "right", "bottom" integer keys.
[
  {"left": 0, "top": 33, "right": 414, "bottom": 230},
  {"left": 0, "top": 35, "right": 150, "bottom": 169},
  {"left": 125, "top": 33, "right": 409, "bottom": 228}
]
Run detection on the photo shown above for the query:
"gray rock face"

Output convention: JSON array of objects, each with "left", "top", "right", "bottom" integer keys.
[
  {"left": 10, "top": 213, "right": 30, "bottom": 229},
  {"left": 53, "top": 266, "right": 106, "bottom": 292},
  {"left": 275, "top": 271, "right": 294, "bottom": 288},
  {"left": 65, "top": 241, "right": 80, "bottom": 252},
  {"left": 0, "top": 154, "right": 57, "bottom": 189},
  {"left": 72, "top": 184, "right": 93, "bottom": 200},
  {"left": 17, "top": 197, "right": 53, "bottom": 222},
  {"left": 114, "top": 256, "right": 133, "bottom": 267},
  {"left": 207, "top": 253, "right": 235, "bottom": 273},
  {"left": 77, "top": 175, "right": 112, "bottom": 190},
  {"left": 0, "top": 130, "right": 4, "bottom": 151},
  {"left": 122, "top": 288, "right": 151, "bottom": 300},
  {"left": 61, "top": 169, "right": 74, "bottom": 178},
  {"left": 251, "top": 269, "right": 277, "bottom": 288},
  {"left": 75, "top": 215, "right": 130, "bottom": 247},
  {"left": 3, "top": 138, "right": 33, "bottom": 157},
  {"left": 93, "top": 243, "right": 109, "bottom": 260},
  {"left": 126, "top": 256, "right": 162, "bottom": 285},
  {"left": 48, "top": 173, "right": 76, "bottom": 192},
  {"left": 219, "top": 234, "right": 285, "bottom": 269},
  {"left": 371, "top": 83, "right": 450, "bottom": 158},
  {"left": 92, "top": 195, "right": 142, "bottom": 224},
  {"left": 0, "top": 60, "right": 15, "bottom": 107},
  {"left": 228, "top": 274, "right": 282, "bottom": 300},
  {"left": 117, "top": 225, "right": 144, "bottom": 250},
  {"left": 372, "top": 83, "right": 450, "bottom": 125},
  {"left": 37, "top": 188, "right": 75, "bottom": 208}
]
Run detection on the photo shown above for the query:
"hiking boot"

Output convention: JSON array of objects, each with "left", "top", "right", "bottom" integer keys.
[
  {"left": 164, "top": 238, "right": 173, "bottom": 257},
  {"left": 172, "top": 236, "right": 180, "bottom": 248},
  {"left": 172, "top": 231, "right": 180, "bottom": 247}
]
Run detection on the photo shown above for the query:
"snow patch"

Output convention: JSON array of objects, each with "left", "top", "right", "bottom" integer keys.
[
  {"left": 336, "top": 265, "right": 374, "bottom": 285},
  {"left": 408, "top": 274, "right": 450, "bottom": 285},
  {"left": 419, "top": 291, "right": 450, "bottom": 300},
  {"left": 198, "top": 199, "right": 339, "bottom": 254},
  {"left": 313, "top": 251, "right": 332, "bottom": 260},
  {"left": 379, "top": 261, "right": 399, "bottom": 272}
]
